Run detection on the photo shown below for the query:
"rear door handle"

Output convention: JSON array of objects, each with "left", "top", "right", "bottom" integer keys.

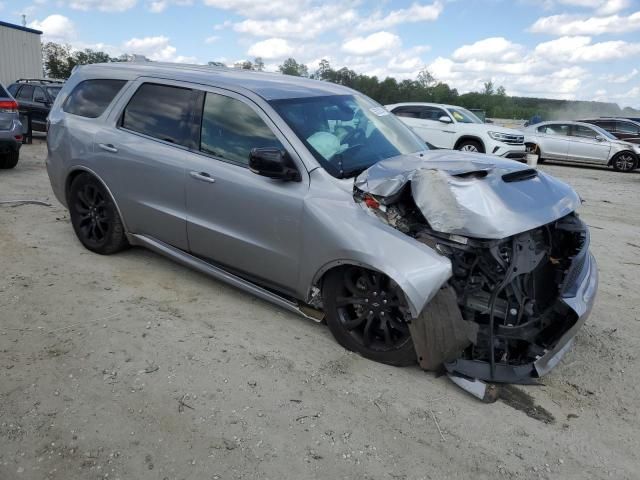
[
  {"left": 98, "top": 143, "right": 118, "bottom": 153},
  {"left": 189, "top": 171, "right": 216, "bottom": 183}
]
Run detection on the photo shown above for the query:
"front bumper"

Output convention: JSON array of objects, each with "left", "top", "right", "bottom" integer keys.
[
  {"left": 488, "top": 142, "right": 526, "bottom": 160},
  {"left": 445, "top": 251, "right": 598, "bottom": 383}
]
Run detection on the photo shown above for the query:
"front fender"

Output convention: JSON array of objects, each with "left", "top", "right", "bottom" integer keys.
[{"left": 297, "top": 172, "right": 452, "bottom": 317}]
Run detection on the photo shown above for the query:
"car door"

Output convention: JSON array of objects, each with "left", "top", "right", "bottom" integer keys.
[
  {"left": 536, "top": 123, "right": 570, "bottom": 160},
  {"left": 184, "top": 89, "right": 307, "bottom": 293},
  {"left": 15, "top": 84, "right": 35, "bottom": 129},
  {"left": 568, "top": 124, "right": 611, "bottom": 164},
  {"left": 394, "top": 106, "right": 453, "bottom": 148},
  {"left": 31, "top": 86, "right": 50, "bottom": 131},
  {"left": 94, "top": 79, "right": 198, "bottom": 251}
]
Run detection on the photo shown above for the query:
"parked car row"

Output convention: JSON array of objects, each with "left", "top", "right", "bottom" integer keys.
[{"left": 383, "top": 102, "right": 640, "bottom": 173}]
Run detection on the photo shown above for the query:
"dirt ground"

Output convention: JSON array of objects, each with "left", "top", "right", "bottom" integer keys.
[{"left": 1, "top": 139, "right": 639, "bottom": 480}]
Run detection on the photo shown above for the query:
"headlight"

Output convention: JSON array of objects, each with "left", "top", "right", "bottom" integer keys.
[
  {"left": 633, "top": 144, "right": 640, "bottom": 154},
  {"left": 488, "top": 131, "right": 511, "bottom": 142}
]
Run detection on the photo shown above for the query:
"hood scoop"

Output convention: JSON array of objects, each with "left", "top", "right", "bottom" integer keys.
[
  {"left": 355, "top": 151, "right": 581, "bottom": 239},
  {"left": 502, "top": 169, "right": 537, "bottom": 183}
]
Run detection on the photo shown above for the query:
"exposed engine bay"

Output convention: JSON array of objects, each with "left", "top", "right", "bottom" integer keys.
[{"left": 353, "top": 157, "right": 591, "bottom": 384}]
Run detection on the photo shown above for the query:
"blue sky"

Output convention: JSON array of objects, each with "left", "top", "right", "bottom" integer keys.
[{"left": 2, "top": 0, "right": 639, "bottom": 107}]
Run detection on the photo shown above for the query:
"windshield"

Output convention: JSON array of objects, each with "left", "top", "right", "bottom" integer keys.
[
  {"left": 270, "top": 94, "right": 426, "bottom": 178},
  {"left": 46, "top": 86, "right": 62, "bottom": 99},
  {"left": 447, "top": 107, "right": 483, "bottom": 124}
]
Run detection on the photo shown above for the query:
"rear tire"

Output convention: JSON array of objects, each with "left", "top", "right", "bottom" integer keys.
[
  {"left": 456, "top": 139, "right": 484, "bottom": 153},
  {"left": 0, "top": 150, "right": 19, "bottom": 169},
  {"left": 611, "top": 152, "right": 637, "bottom": 172},
  {"left": 322, "top": 267, "right": 417, "bottom": 367},
  {"left": 68, "top": 173, "right": 128, "bottom": 254}
]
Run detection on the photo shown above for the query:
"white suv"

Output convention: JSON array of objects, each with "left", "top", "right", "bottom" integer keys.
[{"left": 386, "top": 102, "right": 526, "bottom": 160}]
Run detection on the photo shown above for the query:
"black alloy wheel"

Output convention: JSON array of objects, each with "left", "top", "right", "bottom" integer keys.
[
  {"left": 68, "top": 173, "right": 128, "bottom": 254},
  {"left": 323, "top": 267, "right": 417, "bottom": 366}
]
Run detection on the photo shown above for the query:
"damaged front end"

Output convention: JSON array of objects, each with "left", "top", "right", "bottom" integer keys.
[{"left": 354, "top": 151, "right": 598, "bottom": 384}]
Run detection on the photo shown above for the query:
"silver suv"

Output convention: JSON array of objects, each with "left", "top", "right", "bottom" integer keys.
[
  {"left": 46, "top": 63, "right": 597, "bottom": 387},
  {"left": 0, "top": 82, "right": 22, "bottom": 169}
]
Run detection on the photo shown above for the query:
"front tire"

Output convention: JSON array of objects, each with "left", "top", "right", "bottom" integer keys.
[
  {"left": 322, "top": 267, "right": 417, "bottom": 367},
  {"left": 456, "top": 139, "right": 484, "bottom": 153},
  {"left": 68, "top": 173, "right": 128, "bottom": 254},
  {"left": 611, "top": 152, "right": 637, "bottom": 172},
  {"left": 0, "top": 150, "right": 19, "bottom": 169}
]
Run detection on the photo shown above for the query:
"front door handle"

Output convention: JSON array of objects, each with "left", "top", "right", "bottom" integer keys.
[
  {"left": 189, "top": 171, "right": 216, "bottom": 183},
  {"left": 98, "top": 143, "right": 118, "bottom": 153}
]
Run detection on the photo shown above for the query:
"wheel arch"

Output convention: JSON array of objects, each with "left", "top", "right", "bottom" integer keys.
[
  {"left": 65, "top": 166, "right": 130, "bottom": 232},
  {"left": 309, "top": 254, "right": 452, "bottom": 318},
  {"left": 454, "top": 135, "right": 486, "bottom": 153}
]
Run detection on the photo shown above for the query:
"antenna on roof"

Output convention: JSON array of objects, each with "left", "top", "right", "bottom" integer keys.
[{"left": 22, "top": 14, "right": 27, "bottom": 27}]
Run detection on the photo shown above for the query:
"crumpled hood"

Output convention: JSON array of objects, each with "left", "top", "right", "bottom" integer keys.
[{"left": 355, "top": 150, "right": 581, "bottom": 239}]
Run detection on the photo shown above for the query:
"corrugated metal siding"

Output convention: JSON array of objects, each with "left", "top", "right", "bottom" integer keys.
[{"left": 0, "top": 26, "right": 43, "bottom": 86}]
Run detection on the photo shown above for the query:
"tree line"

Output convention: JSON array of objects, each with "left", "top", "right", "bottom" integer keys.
[{"left": 42, "top": 42, "right": 639, "bottom": 120}]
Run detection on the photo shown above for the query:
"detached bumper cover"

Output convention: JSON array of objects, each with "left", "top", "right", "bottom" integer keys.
[{"left": 445, "top": 251, "right": 598, "bottom": 383}]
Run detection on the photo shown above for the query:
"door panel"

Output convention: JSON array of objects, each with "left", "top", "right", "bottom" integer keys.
[
  {"left": 568, "top": 125, "right": 610, "bottom": 163},
  {"left": 185, "top": 90, "right": 306, "bottom": 292},
  {"left": 537, "top": 124, "right": 570, "bottom": 160}
]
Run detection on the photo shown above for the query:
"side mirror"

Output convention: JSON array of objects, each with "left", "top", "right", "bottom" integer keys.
[
  {"left": 595, "top": 135, "right": 605, "bottom": 142},
  {"left": 438, "top": 115, "right": 452, "bottom": 124},
  {"left": 249, "top": 147, "right": 300, "bottom": 182}
]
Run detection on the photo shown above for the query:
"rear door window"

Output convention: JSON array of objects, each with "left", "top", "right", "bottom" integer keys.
[
  {"left": 17, "top": 85, "right": 34, "bottom": 101},
  {"left": 199, "top": 92, "right": 282, "bottom": 166},
  {"left": 33, "top": 86, "right": 47, "bottom": 103},
  {"left": 64, "top": 79, "right": 127, "bottom": 118},
  {"left": 122, "top": 83, "right": 194, "bottom": 147},
  {"left": 420, "top": 106, "right": 448, "bottom": 121},
  {"left": 538, "top": 124, "right": 569, "bottom": 136},
  {"left": 571, "top": 125, "right": 598, "bottom": 139},
  {"left": 392, "top": 106, "right": 421, "bottom": 118},
  {"left": 7, "top": 84, "right": 20, "bottom": 97}
]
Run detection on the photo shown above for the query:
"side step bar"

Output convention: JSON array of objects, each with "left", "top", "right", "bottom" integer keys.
[{"left": 128, "top": 234, "right": 324, "bottom": 323}]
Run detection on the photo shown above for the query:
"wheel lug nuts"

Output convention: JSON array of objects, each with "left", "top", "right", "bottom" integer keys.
[
  {"left": 365, "top": 299, "right": 368, "bottom": 303},
  {"left": 368, "top": 310, "right": 373, "bottom": 315},
  {"left": 383, "top": 299, "right": 387, "bottom": 304},
  {"left": 373, "top": 292, "right": 378, "bottom": 296}
]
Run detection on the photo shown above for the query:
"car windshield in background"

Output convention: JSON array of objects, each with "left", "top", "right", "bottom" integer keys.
[
  {"left": 270, "top": 94, "right": 426, "bottom": 178},
  {"left": 448, "top": 107, "right": 482, "bottom": 124},
  {"left": 46, "top": 86, "right": 62, "bottom": 99},
  {"left": 591, "top": 125, "right": 617, "bottom": 140}
]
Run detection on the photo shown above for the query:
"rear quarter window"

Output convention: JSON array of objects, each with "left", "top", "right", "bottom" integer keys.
[
  {"left": 63, "top": 79, "right": 127, "bottom": 118},
  {"left": 0, "top": 85, "right": 9, "bottom": 97}
]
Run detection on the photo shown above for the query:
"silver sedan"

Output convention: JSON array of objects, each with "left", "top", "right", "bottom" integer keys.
[{"left": 523, "top": 120, "right": 639, "bottom": 172}]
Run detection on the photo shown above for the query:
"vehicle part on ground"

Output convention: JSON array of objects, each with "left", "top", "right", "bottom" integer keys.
[
  {"left": 68, "top": 173, "right": 129, "bottom": 254},
  {"left": 611, "top": 151, "right": 637, "bottom": 172},
  {"left": 447, "top": 374, "right": 498, "bottom": 403},
  {"left": 322, "top": 266, "right": 417, "bottom": 366}
]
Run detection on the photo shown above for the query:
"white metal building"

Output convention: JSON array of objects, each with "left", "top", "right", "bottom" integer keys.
[{"left": 0, "top": 20, "right": 43, "bottom": 86}]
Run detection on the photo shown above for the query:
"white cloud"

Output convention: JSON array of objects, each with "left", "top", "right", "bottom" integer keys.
[
  {"left": 530, "top": 11, "right": 640, "bottom": 35},
  {"left": 28, "top": 14, "right": 77, "bottom": 42},
  {"left": 146, "top": 0, "right": 192, "bottom": 12},
  {"left": 550, "top": 0, "right": 631, "bottom": 14},
  {"left": 203, "top": 0, "right": 308, "bottom": 17},
  {"left": 247, "top": 38, "right": 295, "bottom": 60},
  {"left": 122, "top": 36, "right": 197, "bottom": 62},
  {"left": 66, "top": 0, "right": 137, "bottom": 12},
  {"left": 204, "top": 35, "right": 219, "bottom": 44},
  {"left": 601, "top": 68, "right": 639, "bottom": 83},
  {"left": 342, "top": 31, "right": 401, "bottom": 56},
  {"left": 0, "top": 2, "right": 4, "bottom": 12},
  {"left": 357, "top": 1, "right": 443, "bottom": 31},
  {"left": 233, "top": 6, "right": 358, "bottom": 39},
  {"left": 452, "top": 37, "right": 525, "bottom": 63},
  {"left": 534, "top": 35, "right": 640, "bottom": 62}
]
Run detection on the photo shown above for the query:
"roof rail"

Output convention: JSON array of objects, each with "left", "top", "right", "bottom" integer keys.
[{"left": 15, "top": 78, "right": 65, "bottom": 85}]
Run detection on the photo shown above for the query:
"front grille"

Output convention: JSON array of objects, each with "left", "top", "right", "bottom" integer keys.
[{"left": 502, "top": 134, "right": 524, "bottom": 145}]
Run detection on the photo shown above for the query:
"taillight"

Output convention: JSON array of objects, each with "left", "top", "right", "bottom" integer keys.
[{"left": 0, "top": 100, "right": 18, "bottom": 113}]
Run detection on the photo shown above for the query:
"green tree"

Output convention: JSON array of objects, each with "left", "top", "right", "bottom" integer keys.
[
  {"left": 278, "top": 58, "right": 308, "bottom": 77},
  {"left": 496, "top": 85, "right": 506, "bottom": 96},
  {"left": 42, "top": 42, "right": 122, "bottom": 79},
  {"left": 254, "top": 57, "right": 265, "bottom": 71},
  {"left": 482, "top": 80, "right": 495, "bottom": 96}
]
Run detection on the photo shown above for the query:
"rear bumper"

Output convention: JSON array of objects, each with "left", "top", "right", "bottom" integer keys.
[
  {"left": 445, "top": 251, "right": 598, "bottom": 383},
  {"left": 0, "top": 120, "right": 23, "bottom": 153}
]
